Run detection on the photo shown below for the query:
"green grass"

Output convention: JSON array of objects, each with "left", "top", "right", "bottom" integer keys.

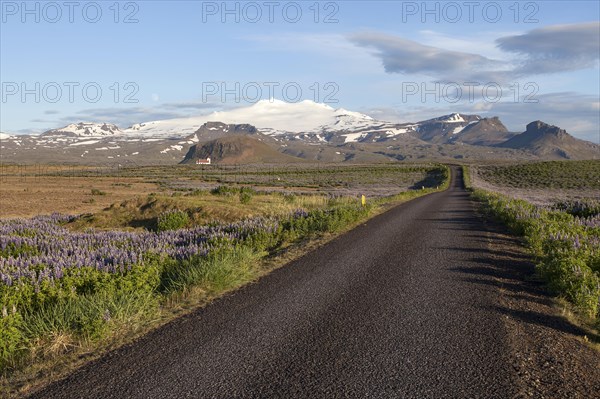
[
  {"left": 461, "top": 165, "right": 472, "bottom": 190},
  {"left": 475, "top": 160, "right": 600, "bottom": 190},
  {"left": 67, "top": 165, "right": 449, "bottom": 232}
]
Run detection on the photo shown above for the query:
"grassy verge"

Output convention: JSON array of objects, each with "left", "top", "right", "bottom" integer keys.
[
  {"left": 473, "top": 160, "right": 600, "bottom": 190},
  {"left": 461, "top": 165, "right": 472, "bottom": 190},
  {"left": 1, "top": 165, "right": 449, "bottom": 396},
  {"left": 462, "top": 165, "right": 600, "bottom": 326}
]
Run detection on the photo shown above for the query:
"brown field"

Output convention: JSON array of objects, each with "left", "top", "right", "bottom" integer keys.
[
  {"left": 0, "top": 176, "right": 160, "bottom": 218},
  {"left": 0, "top": 163, "right": 441, "bottom": 220}
]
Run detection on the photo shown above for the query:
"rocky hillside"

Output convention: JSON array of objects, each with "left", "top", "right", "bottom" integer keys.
[
  {"left": 451, "top": 117, "right": 515, "bottom": 146},
  {"left": 411, "top": 113, "right": 481, "bottom": 143},
  {"left": 498, "top": 121, "right": 600, "bottom": 159},
  {"left": 181, "top": 136, "right": 302, "bottom": 164}
]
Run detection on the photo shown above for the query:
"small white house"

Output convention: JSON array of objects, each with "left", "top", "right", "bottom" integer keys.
[{"left": 196, "top": 157, "right": 211, "bottom": 165}]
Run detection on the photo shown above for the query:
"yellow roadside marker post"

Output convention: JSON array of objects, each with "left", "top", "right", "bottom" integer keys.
[{"left": 361, "top": 195, "right": 366, "bottom": 207}]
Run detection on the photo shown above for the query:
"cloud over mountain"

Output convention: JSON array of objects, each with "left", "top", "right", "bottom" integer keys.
[
  {"left": 349, "top": 22, "right": 599, "bottom": 83},
  {"left": 349, "top": 31, "right": 507, "bottom": 82},
  {"left": 496, "top": 22, "right": 600, "bottom": 75}
]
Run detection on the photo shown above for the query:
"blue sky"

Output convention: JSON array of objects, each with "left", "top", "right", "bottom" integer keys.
[{"left": 1, "top": 0, "right": 599, "bottom": 142}]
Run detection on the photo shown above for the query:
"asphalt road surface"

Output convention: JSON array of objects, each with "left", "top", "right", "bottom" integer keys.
[{"left": 32, "top": 168, "right": 520, "bottom": 398}]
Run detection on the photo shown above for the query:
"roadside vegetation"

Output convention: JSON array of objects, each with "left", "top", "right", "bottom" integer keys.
[
  {"left": 474, "top": 161, "right": 600, "bottom": 190},
  {"left": 463, "top": 161, "right": 600, "bottom": 326},
  {"left": 0, "top": 163, "right": 448, "bottom": 395}
]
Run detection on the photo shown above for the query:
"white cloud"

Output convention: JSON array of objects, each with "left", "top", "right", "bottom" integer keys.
[
  {"left": 497, "top": 22, "right": 600, "bottom": 75},
  {"left": 417, "top": 30, "right": 510, "bottom": 60},
  {"left": 349, "top": 31, "right": 508, "bottom": 83},
  {"left": 349, "top": 22, "right": 600, "bottom": 83}
]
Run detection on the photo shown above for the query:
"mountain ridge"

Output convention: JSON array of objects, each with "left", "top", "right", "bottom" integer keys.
[
  {"left": 42, "top": 123, "right": 123, "bottom": 137},
  {"left": 2, "top": 101, "right": 598, "bottom": 164},
  {"left": 498, "top": 120, "right": 600, "bottom": 159}
]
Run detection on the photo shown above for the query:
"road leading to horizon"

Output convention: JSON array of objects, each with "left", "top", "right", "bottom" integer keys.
[{"left": 32, "top": 168, "right": 519, "bottom": 398}]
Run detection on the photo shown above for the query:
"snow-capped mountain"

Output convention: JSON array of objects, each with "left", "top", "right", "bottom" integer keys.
[
  {"left": 438, "top": 113, "right": 467, "bottom": 123},
  {"left": 0, "top": 102, "right": 494, "bottom": 165},
  {"left": 125, "top": 100, "right": 380, "bottom": 138},
  {"left": 4, "top": 100, "right": 594, "bottom": 164},
  {"left": 411, "top": 113, "right": 482, "bottom": 143},
  {"left": 43, "top": 123, "right": 123, "bottom": 137},
  {"left": 31, "top": 102, "right": 479, "bottom": 145}
]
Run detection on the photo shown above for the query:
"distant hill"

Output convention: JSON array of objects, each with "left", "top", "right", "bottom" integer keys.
[
  {"left": 451, "top": 117, "right": 515, "bottom": 146},
  {"left": 498, "top": 121, "right": 600, "bottom": 160},
  {"left": 42, "top": 123, "right": 122, "bottom": 137},
  {"left": 411, "top": 113, "right": 481, "bottom": 143},
  {"left": 180, "top": 135, "right": 302, "bottom": 164}
]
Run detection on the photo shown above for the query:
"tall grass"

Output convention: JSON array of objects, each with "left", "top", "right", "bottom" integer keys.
[{"left": 159, "top": 245, "right": 260, "bottom": 295}]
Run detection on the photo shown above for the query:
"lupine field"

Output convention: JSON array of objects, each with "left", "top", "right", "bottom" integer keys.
[
  {"left": 0, "top": 203, "right": 369, "bottom": 371},
  {"left": 464, "top": 162, "right": 600, "bottom": 323},
  {"left": 0, "top": 213, "right": 278, "bottom": 294},
  {"left": 0, "top": 163, "right": 449, "bottom": 381}
]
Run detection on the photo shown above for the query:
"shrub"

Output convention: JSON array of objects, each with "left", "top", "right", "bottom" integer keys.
[
  {"left": 553, "top": 199, "right": 600, "bottom": 218},
  {"left": 239, "top": 191, "right": 252, "bottom": 204},
  {"left": 283, "top": 193, "right": 296, "bottom": 204},
  {"left": 156, "top": 210, "right": 190, "bottom": 231},
  {"left": 211, "top": 185, "right": 237, "bottom": 196},
  {"left": 0, "top": 312, "right": 25, "bottom": 369},
  {"left": 91, "top": 188, "right": 106, "bottom": 196}
]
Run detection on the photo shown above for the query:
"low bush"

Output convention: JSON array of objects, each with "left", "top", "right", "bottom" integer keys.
[
  {"left": 553, "top": 199, "right": 600, "bottom": 218},
  {"left": 156, "top": 210, "right": 190, "bottom": 231},
  {"left": 211, "top": 185, "right": 238, "bottom": 196},
  {"left": 239, "top": 191, "right": 252, "bottom": 205},
  {"left": 90, "top": 189, "right": 106, "bottom": 196}
]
